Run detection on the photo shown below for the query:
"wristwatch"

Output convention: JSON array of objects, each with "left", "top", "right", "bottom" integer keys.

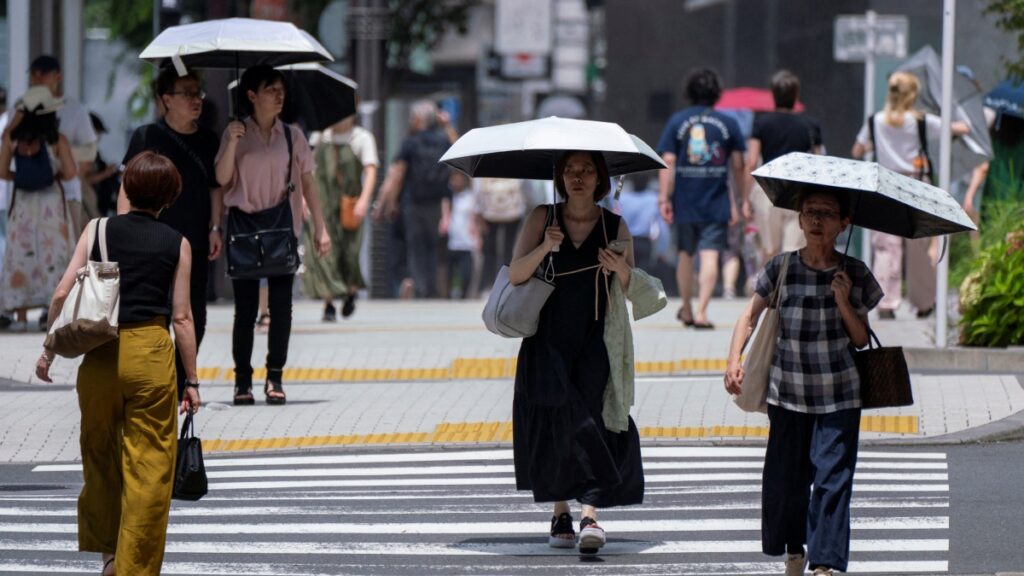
[
  {"left": 185, "top": 380, "right": 200, "bottom": 389},
  {"left": 209, "top": 225, "right": 222, "bottom": 234}
]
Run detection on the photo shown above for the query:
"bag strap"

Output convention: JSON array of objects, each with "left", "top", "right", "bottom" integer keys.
[
  {"left": 867, "top": 113, "right": 876, "bottom": 159},
  {"left": 86, "top": 218, "right": 99, "bottom": 260},
  {"left": 865, "top": 328, "right": 882, "bottom": 350},
  {"left": 180, "top": 411, "right": 194, "bottom": 440},
  {"left": 154, "top": 121, "right": 209, "bottom": 182},
  {"left": 769, "top": 251, "right": 792, "bottom": 309},
  {"left": 98, "top": 218, "right": 110, "bottom": 263},
  {"left": 283, "top": 121, "right": 295, "bottom": 195},
  {"left": 916, "top": 115, "right": 933, "bottom": 182}
]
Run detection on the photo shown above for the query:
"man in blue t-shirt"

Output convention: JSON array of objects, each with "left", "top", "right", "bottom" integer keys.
[{"left": 657, "top": 69, "right": 746, "bottom": 329}]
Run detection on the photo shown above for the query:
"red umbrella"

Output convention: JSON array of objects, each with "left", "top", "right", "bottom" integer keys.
[{"left": 715, "top": 87, "right": 805, "bottom": 112}]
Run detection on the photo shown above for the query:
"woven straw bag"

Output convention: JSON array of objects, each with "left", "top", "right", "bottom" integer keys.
[
  {"left": 733, "top": 252, "right": 791, "bottom": 413},
  {"left": 856, "top": 330, "right": 914, "bottom": 409}
]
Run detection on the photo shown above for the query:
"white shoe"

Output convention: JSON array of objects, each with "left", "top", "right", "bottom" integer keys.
[
  {"left": 578, "top": 517, "right": 605, "bottom": 554},
  {"left": 812, "top": 568, "right": 834, "bottom": 576},
  {"left": 785, "top": 553, "right": 807, "bottom": 576}
]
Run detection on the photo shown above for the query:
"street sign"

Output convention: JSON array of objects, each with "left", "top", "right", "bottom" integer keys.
[
  {"left": 834, "top": 14, "right": 909, "bottom": 62},
  {"left": 496, "top": 0, "right": 553, "bottom": 55}
]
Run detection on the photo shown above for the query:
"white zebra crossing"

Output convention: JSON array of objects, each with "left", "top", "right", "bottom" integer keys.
[{"left": 2, "top": 447, "right": 950, "bottom": 575}]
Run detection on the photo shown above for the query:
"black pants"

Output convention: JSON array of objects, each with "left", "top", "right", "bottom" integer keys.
[
  {"left": 480, "top": 219, "right": 520, "bottom": 291},
  {"left": 175, "top": 245, "right": 208, "bottom": 401},
  {"left": 401, "top": 202, "right": 442, "bottom": 298},
  {"left": 231, "top": 274, "right": 294, "bottom": 390},
  {"left": 447, "top": 250, "right": 474, "bottom": 299}
]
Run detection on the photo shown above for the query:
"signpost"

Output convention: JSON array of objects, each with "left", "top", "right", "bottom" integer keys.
[{"left": 834, "top": 11, "right": 909, "bottom": 268}]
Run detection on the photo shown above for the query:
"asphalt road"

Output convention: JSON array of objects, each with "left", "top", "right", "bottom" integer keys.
[{"left": 0, "top": 441, "right": 1021, "bottom": 575}]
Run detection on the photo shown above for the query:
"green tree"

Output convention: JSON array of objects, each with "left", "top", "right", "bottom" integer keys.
[{"left": 985, "top": 0, "right": 1024, "bottom": 79}]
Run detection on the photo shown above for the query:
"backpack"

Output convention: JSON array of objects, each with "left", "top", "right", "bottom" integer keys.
[
  {"left": 12, "top": 145, "right": 56, "bottom": 191},
  {"left": 405, "top": 129, "right": 452, "bottom": 204},
  {"left": 867, "top": 113, "right": 933, "bottom": 183}
]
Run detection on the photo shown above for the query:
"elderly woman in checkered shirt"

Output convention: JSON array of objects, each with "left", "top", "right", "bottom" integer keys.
[{"left": 725, "top": 189, "right": 883, "bottom": 576}]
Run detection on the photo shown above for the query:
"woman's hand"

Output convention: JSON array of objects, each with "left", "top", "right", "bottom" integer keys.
[
  {"left": 315, "top": 227, "right": 331, "bottom": 257},
  {"left": 831, "top": 270, "right": 853, "bottom": 306},
  {"left": 35, "top": 351, "right": 55, "bottom": 383},
  {"left": 180, "top": 385, "right": 201, "bottom": 414},
  {"left": 724, "top": 360, "right": 744, "bottom": 395},
  {"left": 598, "top": 247, "right": 630, "bottom": 278},
  {"left": 542, "top": 225, "right": 564, "bottom": 253},
  {"left": 226, "top": 120, "right": 246, "bottom": 142}
]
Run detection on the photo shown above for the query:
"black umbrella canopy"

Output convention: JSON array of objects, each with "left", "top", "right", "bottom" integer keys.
[{"left": 229, "top": 64, "right": 358, "bottom": 132}]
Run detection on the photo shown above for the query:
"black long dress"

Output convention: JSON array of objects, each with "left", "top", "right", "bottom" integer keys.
[{"left": 513, "top": 205, "right": 644, "bottom": 507}]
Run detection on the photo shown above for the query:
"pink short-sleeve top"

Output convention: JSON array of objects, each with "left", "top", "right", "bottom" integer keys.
[{"left": 216, "top": 116, "right": 315, "bottom": 235}]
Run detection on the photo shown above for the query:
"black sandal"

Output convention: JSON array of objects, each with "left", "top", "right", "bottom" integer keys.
[
  {"left": 548, "top": 512, "right": 575, "bottom": 548},
  {"left": 578, "top": 516, "right": 606, "bottom": 554},
  {"left": 233, "top": 385, "right": 255, "bottom": 406},
  {"left": 264, "top": 378, "right": 287, "bottom": 405},
  {"left": 676, "top": 307, "right": 695, "bottom": 327}
]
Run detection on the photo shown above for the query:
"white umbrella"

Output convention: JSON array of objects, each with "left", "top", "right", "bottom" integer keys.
[
  {"left": 752, "top": 152, "right": 976, "bottom": 239},
  {"left": 139, "top": 18, "right": 333, "bottom": 71},
  {"left": 439, "top": 116, "right": 666, "bottom": 180}
]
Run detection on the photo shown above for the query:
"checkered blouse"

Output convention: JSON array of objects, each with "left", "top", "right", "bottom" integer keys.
[{"left": 755, "top": 251, "right": 884, "bottom": 414}]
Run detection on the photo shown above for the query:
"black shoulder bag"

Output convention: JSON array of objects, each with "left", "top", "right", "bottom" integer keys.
[
  {"left": 226, "top": 123, "right": 300, "bottom": 279},
  {"left": 172, "top": 410, "right": 208, "bottom": 501}
]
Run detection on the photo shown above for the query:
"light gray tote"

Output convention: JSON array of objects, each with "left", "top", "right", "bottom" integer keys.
[
  {"left": 482, "top": 205, "right": 556, "bottom": 338},
  {"left": 733, "top": 252, "right": 790, "bottom": 413}
]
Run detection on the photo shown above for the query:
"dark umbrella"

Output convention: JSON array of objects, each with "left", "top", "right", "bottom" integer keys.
[
  {"left": 229, "top": 64, "right": 357, "bottom": 131},
  {"left": 985, "top": 79, "right": 1024, "bottom": 120}
]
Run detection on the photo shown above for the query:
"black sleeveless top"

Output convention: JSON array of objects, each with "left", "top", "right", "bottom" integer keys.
[{"left": 90, "top": 212, "right": 182, "bottom": 324}]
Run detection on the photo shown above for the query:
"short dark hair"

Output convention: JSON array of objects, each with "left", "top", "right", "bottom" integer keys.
[
  {"left": 685, "top": 68, "right": 722, "bottom": 107},
  {"left": 155, "top": 66, "right": 201, "bottom": 97},
  {"left": 771, "top": 70, "right": 800, "bottom": 109},
  {"left": 239, "top": 65, "right": 285, "bottom": 116},
  {"left": 11, "top": 110, "right": 60, "bottom": 145},
  {"left": 796, "top": 188, "right": 852, "bottom": 220},
  {"left": 30, "top": 55, "right": 61, "bottom": 74},
  {"left": 554, "top": 150, "right": 611, "bottom": 202},
  {"left": 122, "top": 151, "right": 182, "bottom": 211}
]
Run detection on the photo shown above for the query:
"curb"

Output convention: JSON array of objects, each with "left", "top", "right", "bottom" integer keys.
[{"left": 904, "top": 346, "right": 1024, "bottom": 373}]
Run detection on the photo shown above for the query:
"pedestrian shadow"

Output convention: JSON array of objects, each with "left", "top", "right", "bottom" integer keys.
[{"left": 449, "top": 536, "right": 656, "bottom": 560}]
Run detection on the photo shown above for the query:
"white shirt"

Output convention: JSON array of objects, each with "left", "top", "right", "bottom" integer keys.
[
  {"left": 0, "top": 111, "right": 8, "bottom": 210},
  {"left": 448, "top": 189, "right": 477, "bottom": 251},
  {"left": 855, "top": 111, "right": 940, "bottom": 174},
  {"left": 310, "top": 125, "right": 379, "bottom": 167}
]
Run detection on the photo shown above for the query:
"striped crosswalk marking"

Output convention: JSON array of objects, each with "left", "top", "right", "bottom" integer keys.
[{"left": 3, "top": 447, "right": 949, "bottom": 575}]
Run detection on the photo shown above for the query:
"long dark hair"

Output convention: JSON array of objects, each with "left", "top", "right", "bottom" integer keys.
[{"left": 11, "top": 111, "right": 60, "bottom": 145}]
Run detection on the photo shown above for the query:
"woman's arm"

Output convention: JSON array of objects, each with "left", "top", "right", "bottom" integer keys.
[
  {"left": 355, "top": 163, "right": 378, "bottom": 221},
  {"left": 208, "top": 186, "right": 224, "bottom": 260},
  {"left": 597, "top": 217, "right": 635, "bottom": 290},
  {"left": 0, "top": 131, "right": 13, "bottom": 181},
  {"left": 35, "top": 226, "right": 92, "bottom": 382},
  {"left": 171, "top": 238, "right": 201, "bottom": 413},
  {"left": 508, "top": 206, "right": 562, "bottom": 285},
  {"left": 831, "top": 270, "right": 869, "bottom": 348},
  {"left": 56, "top": 135, "right": 78, "bottom": 180},
  {"left": 301, "top": 170, "right": 331, "bottom": 257},
  {"left": 724, "top": 293, "right": 769, "bottom": 395},
  {"left": 215, "top": 121, "right": 245, "bottom": 187}
]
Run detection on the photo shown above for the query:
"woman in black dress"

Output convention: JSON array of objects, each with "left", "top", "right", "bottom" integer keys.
[{"left": 508, "top": 150, "right": 644, "bottom": 555}]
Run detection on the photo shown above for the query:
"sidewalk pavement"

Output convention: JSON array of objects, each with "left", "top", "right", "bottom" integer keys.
[{"left": 0, "top": 297, "right": 1022, "bottom": 463}]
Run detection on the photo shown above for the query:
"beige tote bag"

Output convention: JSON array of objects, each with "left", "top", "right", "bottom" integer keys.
[{"left": 733, "top": 252, "right": 790, "bottom": 413}]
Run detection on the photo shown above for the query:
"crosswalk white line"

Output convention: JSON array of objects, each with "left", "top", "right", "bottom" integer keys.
[
  {"left": 0, "top": 560, "right": 951, "bottom": 575},
  {"left": 30, "top": 446, "right": 946, "bottom": 473},
  {"left": 0, "top": 516, "right": 949, "bottom": 535},
  {"left": 0, "top": 537, "right": 950, "bottom": 555}
]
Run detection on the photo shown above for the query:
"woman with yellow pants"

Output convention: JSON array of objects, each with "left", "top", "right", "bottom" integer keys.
[{"left": 35, "top": 151, "right": 202, "bottom": 576}]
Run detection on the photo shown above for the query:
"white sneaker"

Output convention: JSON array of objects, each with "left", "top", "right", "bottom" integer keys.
[
  {"left": 812, "top": 568, "right": 834, "bottom": 576},
  {"left": 578, "top": 517, "right": 606, "bottom": 554},
  {"left": 785, "top": 553, "right": 807, "bottom": 576}
]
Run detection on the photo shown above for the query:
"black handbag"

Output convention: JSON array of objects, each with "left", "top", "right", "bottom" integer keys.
[
  {"left": 856, "top": 329, "right": 914, "bottom": 409},
  {"left": 226, "top": 123, "right": 300, "bottom": 279},
  {"left": 172, "top": 411, "right": 208, "bottom": 501}
]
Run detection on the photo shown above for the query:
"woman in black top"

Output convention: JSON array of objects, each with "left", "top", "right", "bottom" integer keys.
[
  {"left": 37, "top": 151, "right": 201, "bottom": 576},
  {"left": 508, "top": 151, "right": 644, "bottom": 555},
  {"left": 121, "top": 67, "right": 221, "bottom": 400}
]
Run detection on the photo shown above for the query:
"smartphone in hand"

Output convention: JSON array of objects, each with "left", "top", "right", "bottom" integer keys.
[{"left": 608, "top": 239, "right": 631, "bottom": 254}]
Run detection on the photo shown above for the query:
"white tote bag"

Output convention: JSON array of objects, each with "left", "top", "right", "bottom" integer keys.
[
  {"left": 733, "top": 252, "right": 790, "bottom": 413},
  {"left": 44, "top": 218, "right": 120, "bottom": 358}
]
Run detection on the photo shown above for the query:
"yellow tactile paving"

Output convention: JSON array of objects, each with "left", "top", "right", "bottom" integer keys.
[{"left": 202, "top": 416, "right": 919, "bottom": 453}]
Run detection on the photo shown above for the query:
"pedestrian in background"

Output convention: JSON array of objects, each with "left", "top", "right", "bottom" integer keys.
[
  {"left": 304, "top": 113, "right": 379, "bottom": 320},
  {"left": 510, "top": 150, "right": 648, "bottom": 555},
  {"left": 474, "top": 176, "right": 526, "bottom": 292},
  {"left": 28, "top": 55, "right": 97, "bottom": 239},
  {"left": 852, "top": 71, "right": 969, "bottom": 319},
  {"left": 444, "top": 171, "right": 478, "bottom": 299},
  {"left": 375, "top": 100, "right": 458, "bottom": 298},
  {"left": 725, "top": 188, "right": 882, "bottom": 576},
  {"left": 36, "top": 151, "right": 201, "bottom": 576},
  {"left": 657, "top": 68, "right": 746, "bottom": 329},
  {"left": 83, "top": 113, "right": 119, "bottom": 217},
  {"left": 0, "top": 86, "right": 77, "bottom": 332},
  {"left": 121, "top": 67, "right": 222, "bottom": 400},
  {"left": 746, "top": 70, "right": 823, "bottom": 261},
  {"left": 215, "top": 65, "right": 331, "bottom": 406},
  {"left": 0, "top": 84, "right": 8, "bottom": 319}
]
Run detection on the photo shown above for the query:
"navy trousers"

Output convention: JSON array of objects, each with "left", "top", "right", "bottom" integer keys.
[{"left": 762, "top": 405, "right": 861, "bottom": 572}]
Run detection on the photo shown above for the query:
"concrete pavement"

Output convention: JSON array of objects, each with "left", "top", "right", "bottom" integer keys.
[{"left": 0, "top": 297, "right": 1022, "bottom": 462}]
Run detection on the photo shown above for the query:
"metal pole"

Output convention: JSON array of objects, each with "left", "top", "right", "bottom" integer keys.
[
  {"left": 936, "top": 0, "right": 956, "bottom": 348},
  {"left": 153, "top": 0, "right": 160, "bottom": 40},
  {"left": 861, "top": 9, "right": 876, "bottom": 267}
]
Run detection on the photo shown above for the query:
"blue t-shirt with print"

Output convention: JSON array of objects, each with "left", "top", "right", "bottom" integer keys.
[{"left": 656, "top": 106, "right": 745, "bottom": 223}]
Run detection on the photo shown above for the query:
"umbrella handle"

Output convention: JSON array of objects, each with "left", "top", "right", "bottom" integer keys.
[{"left": 840, "top": 192, "right": 865, "bottom": 271}]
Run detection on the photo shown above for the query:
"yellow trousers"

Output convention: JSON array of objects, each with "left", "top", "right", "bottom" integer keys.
[{"left": 76, "top": 317, "right": 177, "bottom": 576}]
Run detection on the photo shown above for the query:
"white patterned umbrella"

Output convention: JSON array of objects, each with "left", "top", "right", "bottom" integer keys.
[{"left": 752, "top": 152, "right": 976, "bottom": 239}]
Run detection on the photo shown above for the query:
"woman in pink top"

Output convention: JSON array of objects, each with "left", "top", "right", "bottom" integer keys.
[{"left": 215, "top": 65, "right": 331, "bottom": 406}]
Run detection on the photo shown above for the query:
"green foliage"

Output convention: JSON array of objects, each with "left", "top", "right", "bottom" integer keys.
[
  {"left": 959, "top": 222, "right": 1024, "bottom": 347},
  {"left": 387, "top": 0, "right": 476, "bottom": 70},
  {"left": 984, "top": 0, "right": 1024, "bottom": 79}
]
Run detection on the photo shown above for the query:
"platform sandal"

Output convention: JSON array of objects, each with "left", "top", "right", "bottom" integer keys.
[
  {"left": 578, "top": 516, "right": 606, "bottom": 554},
  {"left": 233, "top": 384, "right": 255, "bottom": 406},
  {"left": 548, "top": 512, "right": 576, "bottom": 548}
]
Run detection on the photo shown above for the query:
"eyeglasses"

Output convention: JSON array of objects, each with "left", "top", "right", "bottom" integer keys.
[
  {"left": 168, "top": 90, "right": 205, "bottom": 101},
  {"left": 800, "top": 209, "right": 840, "bottom": 221}
]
